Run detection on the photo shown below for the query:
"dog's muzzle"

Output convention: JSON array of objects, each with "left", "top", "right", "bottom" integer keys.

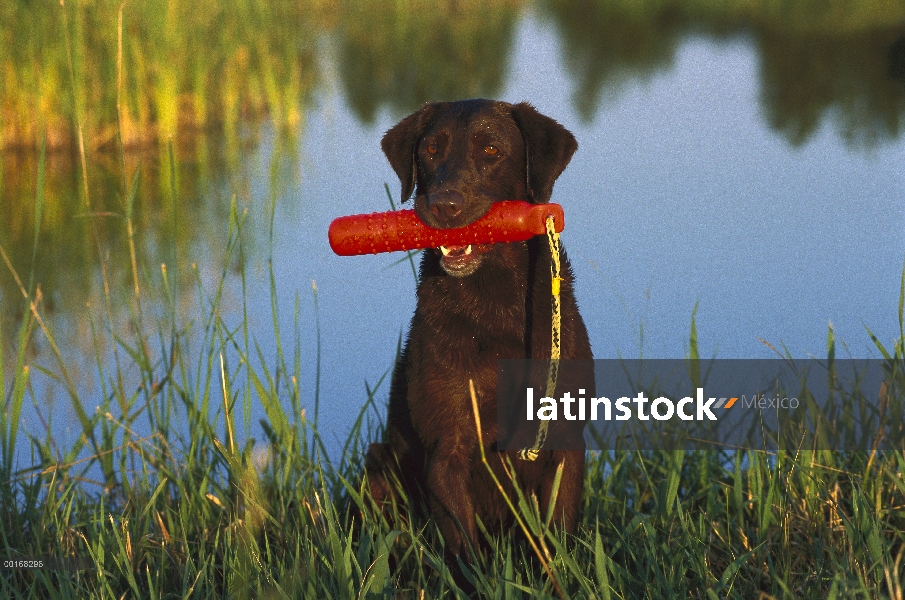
[{"left": 436, "top": 243, "right": 493, "bottom": 277}]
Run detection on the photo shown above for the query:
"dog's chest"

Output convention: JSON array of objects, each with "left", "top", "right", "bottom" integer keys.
[{"left": 419, "top": 274, "right": 528, "bottom": 348}]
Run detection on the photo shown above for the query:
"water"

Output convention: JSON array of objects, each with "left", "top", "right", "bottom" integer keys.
[{"left": 2, "top": 6, "right": 904, "bottom": 459}]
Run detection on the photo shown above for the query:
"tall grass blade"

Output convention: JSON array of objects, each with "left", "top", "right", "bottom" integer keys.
[
  {"left": 28, "top": 133, "right": 46, "bottom": 292},
  {"left": 688, "top": 301, "right": 700, "bottom": 388},
  {"left": 312, "top": 280, "right": 322, "bottom": 435},
  {"left": 594, "top": 526, "right": 612, "bottom": 600},
  {"left": 2, "top": 321, "right": 31, "bottom": 477},
  {"left": 385, "top": 182, "right": 418, "bottom": 283}
]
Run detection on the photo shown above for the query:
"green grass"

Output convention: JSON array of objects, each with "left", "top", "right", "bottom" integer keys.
[
  {"left": 0, "top": 0, "right": 323, "bottom": 151},
  {"left": 1, "top": 145, "right": 905, "bottom": 599}
]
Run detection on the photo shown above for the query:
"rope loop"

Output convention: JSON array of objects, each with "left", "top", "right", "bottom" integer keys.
[{"left": 518, "top": 215, "right": 562, "bottom": 461}]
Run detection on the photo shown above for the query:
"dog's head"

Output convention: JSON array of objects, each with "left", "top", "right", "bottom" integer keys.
[{"left": 382, "top": 99, "right": 577, "bottom": 277}]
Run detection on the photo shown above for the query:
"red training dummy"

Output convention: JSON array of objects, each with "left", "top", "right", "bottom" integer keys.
[{"left": 328, "top": 200, "right": 564, "bottom": 256}]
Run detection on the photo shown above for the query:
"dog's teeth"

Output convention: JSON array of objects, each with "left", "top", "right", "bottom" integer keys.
[
  {"left": 441, "top": 246, "right": 451, "bottom": 256},
  {"left": 465, "top": 245, "right": 472, "bottom": 255}
]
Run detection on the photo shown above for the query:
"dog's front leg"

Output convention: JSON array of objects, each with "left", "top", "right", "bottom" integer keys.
[
  {"left": 362, "top": 442, "right": 398, "bottom": 508},
  {"left": 426, "top": 449, "right": 478, "bottom": 557}
]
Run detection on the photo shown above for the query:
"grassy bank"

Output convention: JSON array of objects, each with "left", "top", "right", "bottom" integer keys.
[
  {"left": 1, "top": 0, "right": 325, "bottom": 152},
  {"left": 3, "top": 0, "right": 903, "bottom": 151},
  {"left": 1, "top": 152, "right": 904, "bottom": 599}
]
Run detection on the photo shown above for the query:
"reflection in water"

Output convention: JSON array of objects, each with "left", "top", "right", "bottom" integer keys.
[
  {"left": 758, "top": 28, "right": 905, "bottom": 147},
  {"left": 0, "top": 133, "right": 282, "bottom": 343},
  {"left": 0, "top": 0, "right": 322, "bottom": 151},
  {"left": 891, "top": 34, "right": 905, "bottom": 87},
  {"left": 335, "top": 0, "right": 520, "bottom": 123},
  {"left": 540, "top": 0, "right": 905, "bottom": 147},
  {"left": 539, "top": 0, "right": 687, "bottom": 120}
]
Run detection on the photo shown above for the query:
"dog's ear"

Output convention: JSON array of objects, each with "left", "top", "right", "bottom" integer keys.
[
  {"left": 511, "top": 103, "right": 577, "bottom": 204},
  {"left": 381, "top": 103, "right": 439, "bottom": 203}
]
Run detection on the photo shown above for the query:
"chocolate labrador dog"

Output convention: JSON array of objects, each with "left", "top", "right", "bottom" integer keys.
[{"left": 364, "top": 99, "right": 594, "bottom": 559}]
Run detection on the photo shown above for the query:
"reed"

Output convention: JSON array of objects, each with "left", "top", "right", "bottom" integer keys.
[{"left": 0, "top": 0, "right": 325, "bottom": 152}]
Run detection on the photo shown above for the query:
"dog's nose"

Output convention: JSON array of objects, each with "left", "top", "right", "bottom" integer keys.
[{"left": 428, "top": 191, "right": 464, "bottom": 222}]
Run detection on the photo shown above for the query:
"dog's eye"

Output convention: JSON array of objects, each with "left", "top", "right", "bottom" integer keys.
[
  {"left": 426, "top": 144, "right": 438, "bottom": 155},
  {"left": 484, "top": 145, "right": 498, "bottom": 156}
]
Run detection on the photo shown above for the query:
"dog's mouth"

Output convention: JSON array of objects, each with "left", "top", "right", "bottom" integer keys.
[{"left": 436, "top": 243, "right": 493, "bottom": 277}]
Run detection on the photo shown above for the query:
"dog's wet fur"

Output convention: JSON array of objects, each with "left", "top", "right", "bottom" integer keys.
[{"left": 363, "top": 99, "right": 595, "bottom": 561}]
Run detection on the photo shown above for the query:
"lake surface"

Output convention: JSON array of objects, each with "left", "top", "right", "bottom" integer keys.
[{"left": 2, "top": 3, "right": 904, "bottom": 458}]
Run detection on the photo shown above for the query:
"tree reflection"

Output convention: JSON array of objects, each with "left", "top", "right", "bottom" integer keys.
[
  {"left": 334, "top": 0, "right": 520, "bottom": 123},
  {"left": 535, "top": 0, "right": 905, "bottom": 147},
  {"left": 539, "top": 0, "right": 687, "bottom": 121},
  {"left": 758, "top": 28, "right": 905, "bottom": 147},
  {"left": 890, "top": 34, "right": 905, "bottom": 87}
]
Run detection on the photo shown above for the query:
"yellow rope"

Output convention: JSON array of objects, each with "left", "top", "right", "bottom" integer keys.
[{"left": 518, "top": 215, "right": 562, "bottom": 461}]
